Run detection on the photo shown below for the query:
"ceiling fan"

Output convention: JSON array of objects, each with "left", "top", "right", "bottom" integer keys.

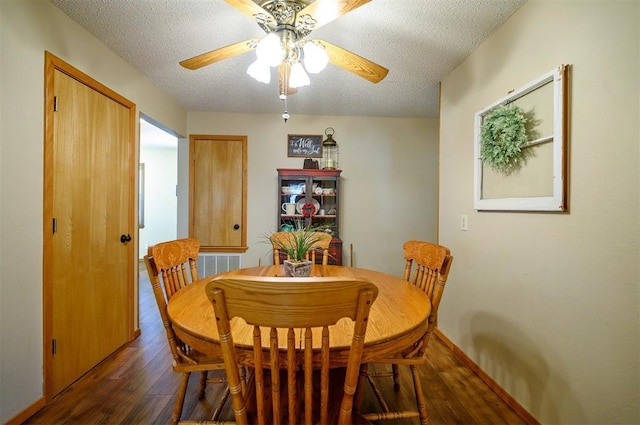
[{"left": 179, "top": 0, "right": 389, "bottom": 98}]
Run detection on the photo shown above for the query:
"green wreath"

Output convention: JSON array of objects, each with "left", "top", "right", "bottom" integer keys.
[{"left": 480, "top": 104, "right": 528, "bottom": 173}]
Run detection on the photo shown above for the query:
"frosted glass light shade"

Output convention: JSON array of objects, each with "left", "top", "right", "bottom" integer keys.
[
  {"left": 256, "top": 33, "right": 284, "bottom": 67},
  {"left": 247, "top": 59, "right": 271, "bottom": 83},
  {"left": 289, "top": 62, "right": 310, "bottom": 88},
  {"left": 303, "top": 42, "right": 329, "bottom": 74}
]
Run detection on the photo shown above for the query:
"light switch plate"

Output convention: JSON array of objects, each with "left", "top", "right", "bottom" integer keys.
[{"left": 460, "top": 215, "right": 468, "bottom": 231}]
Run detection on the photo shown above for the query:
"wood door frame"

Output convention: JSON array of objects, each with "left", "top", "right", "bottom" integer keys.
[{"left": 43, "top": 52, "right": 137, "bottom": 401}]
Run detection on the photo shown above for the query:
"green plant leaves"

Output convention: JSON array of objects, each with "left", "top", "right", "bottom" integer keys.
[
  {"left": 270, "top": 219, "right": 329, "bottom": 262},
  {"left": 480, "top": 104, "right": 528, "bottom": 173}
]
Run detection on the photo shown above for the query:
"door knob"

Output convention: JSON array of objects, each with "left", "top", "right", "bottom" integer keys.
[
  {"left": 120, "top": 234, "right": 132, "bottom": 243},
  {"left": 233, "top": 224, "right": 240, "bottom": 230}
]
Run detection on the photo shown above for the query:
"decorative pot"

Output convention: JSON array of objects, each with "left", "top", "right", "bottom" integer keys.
[{"left": 283, "top": 259, "right": 313, "bottom": 277}]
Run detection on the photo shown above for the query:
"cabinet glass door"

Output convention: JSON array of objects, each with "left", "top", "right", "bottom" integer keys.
[
  {"left": 280, "top": 176, "right": 305, "bottom": 226},
  {"left": 309, "top": 177, "right": 338, "bottom": 237}
]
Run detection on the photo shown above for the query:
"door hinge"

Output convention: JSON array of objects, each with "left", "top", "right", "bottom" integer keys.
[
  {"left": 52, "top": 218, "right": 57, "bottom": 234},
  {"left": 53, "top": 96, "right": 58, "bottom": 112},
  {"left": 52, "top": 339, "right": 57, "bottom": 355}
]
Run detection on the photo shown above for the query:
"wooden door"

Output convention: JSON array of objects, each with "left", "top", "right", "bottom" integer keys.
[
  {"left": 44, "top": 53, "right": 136, "bottom": 398},
  {"left": 189, "top": 135, "right": 247, "bottom": 252}
]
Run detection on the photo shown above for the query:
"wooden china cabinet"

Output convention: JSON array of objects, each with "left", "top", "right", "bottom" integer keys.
[{"left": 277, "top": 168, "right": 342, "bottom": 265}]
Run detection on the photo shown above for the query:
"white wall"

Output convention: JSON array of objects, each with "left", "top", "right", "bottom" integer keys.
[
  {"left": 139, "top": 147, "right": 178, "bottom": 258},
  {"left": 186, "top": 112, "right": 439, "bottom": 272},
  {"left": 0, "top": 1, "right": 186, "bottom": 421},
  {"left": 439, "top": 1, "right": 639, "bottom": 423}
]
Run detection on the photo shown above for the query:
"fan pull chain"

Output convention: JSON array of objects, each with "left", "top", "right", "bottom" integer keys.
[
  {"left": 281, "top": 67, "right": 290, "bottom": 123},
  {"left": 282, "top": 96, "right": 289, "bottom": 123}
]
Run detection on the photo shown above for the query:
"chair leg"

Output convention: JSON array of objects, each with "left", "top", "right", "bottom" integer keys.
[
  {"left": 241, "top": 365, "right": 251, "bottom": 396},
  {"left": 353, "top": 363, "right": 368, "bottom": 413},
  {"left": 211, "top": 385, "right": 231, "bottom": 422},
  {"left": 197, "top": 371, "right": 207, "bottom": 399},
  {"left": 359, "top": 363, "right": 430, "bottom": 424},
  {"left": 391, "top": 364, "right": 400, "bottom": 391},
  {"left": 172, "top": 372, "right": 191, "bottom": 425},
  {"left": 410, "top": 365, "right": 430, "bottom": 425}
]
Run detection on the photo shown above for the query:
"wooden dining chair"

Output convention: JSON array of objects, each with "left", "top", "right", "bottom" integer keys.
[
  {"left": 144, "top": 238, "right": 229, "bottom": 425},
  {"left": 359, "top": 240, "right": 453, "bottom": 425},
  {"left": 270, "top": 231, "right": 332, "bottom": 265},
  {"left": 310, "top": 231, "right": 333, "bottom": 265},
  {"left": 270, "top": 231, "right": 294, "bottom": 265},
  {"left": 206, "top": 275, "right": 378, "bottom": 425}
]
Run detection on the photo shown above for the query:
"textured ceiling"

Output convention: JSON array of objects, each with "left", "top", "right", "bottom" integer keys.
[{"left": 50, "top": 0, "right": 526, "bottom": 119}]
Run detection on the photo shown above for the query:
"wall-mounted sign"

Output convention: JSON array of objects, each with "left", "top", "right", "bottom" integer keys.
[{"left": 287, "top": 134, "right": 322, "bottom": 158}]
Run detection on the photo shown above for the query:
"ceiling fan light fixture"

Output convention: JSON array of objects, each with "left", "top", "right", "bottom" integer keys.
[
  {"left": 303, "top": 41, "right": 328, "bottom": 74},
  {"left": 247, "top": 59, "right": 271, "bottom": 84},
  {"left": 180, "top": 0, "right": 389, "bottom": 103},
  {"left": 256, "top": 32, "right": 284, "bottom": 67},
  {"left": 289, "top": 62, "right": 310, "bottom": 88}
]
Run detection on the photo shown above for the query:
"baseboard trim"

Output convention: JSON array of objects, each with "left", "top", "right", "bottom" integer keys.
[
  {"left": 434, "top": 328, "right": 540, "bottom": 425},
  {"left": 4, "top": 396, "right": 46, "bottom": 425}
]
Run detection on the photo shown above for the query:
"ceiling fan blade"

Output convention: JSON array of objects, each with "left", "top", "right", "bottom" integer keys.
[
  {"left": 224, "top": 0, "right": 271, "bottom": 20},
  {"left": 298, "top": 0, "right": 371, "bottom": 31},
  {"left": 180, "top": 39, "right": 259, "bottom": 70},
  {"left": 278, "top": 63, "right": 298, "bottom": 96},
  {"left": 318, "top": 40, "right": 388, "bottom": 83}
]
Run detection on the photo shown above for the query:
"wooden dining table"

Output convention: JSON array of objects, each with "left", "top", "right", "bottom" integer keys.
[{"left": 167, "top": 264, "right": 431, "bottom": 365}]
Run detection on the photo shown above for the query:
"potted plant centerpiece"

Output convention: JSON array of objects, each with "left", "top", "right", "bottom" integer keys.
[{"left": 270, "top": 219, "right": 330, "bottom": 277}]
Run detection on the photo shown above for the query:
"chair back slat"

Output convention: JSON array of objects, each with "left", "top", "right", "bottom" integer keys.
[
  {"left": 207, "top": 275, "right": 378, "bottom": 425},
  {"left": 287, "top": 328, "right": 297, "bottom": 425},
  {"left": 252, "top": 325, "right": 265, "bottom": 423}
]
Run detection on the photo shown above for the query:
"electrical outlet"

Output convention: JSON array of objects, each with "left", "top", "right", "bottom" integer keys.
[{"left": 460, "top": 214, "right": 468, "bottom": 231}]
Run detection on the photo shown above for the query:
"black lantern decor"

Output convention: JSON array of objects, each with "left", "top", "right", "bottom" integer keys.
[{"left": 321, "top": 127, "right": 339, "bottom": 169}]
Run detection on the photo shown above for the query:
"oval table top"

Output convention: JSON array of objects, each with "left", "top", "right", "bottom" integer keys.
[{"left": 167, "top": 265, "right": 431, "bottom": 364}]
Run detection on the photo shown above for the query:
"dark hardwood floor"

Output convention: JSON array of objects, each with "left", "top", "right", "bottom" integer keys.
[{"left": 24, "top": 267, "right": 527, "bottom": 424}]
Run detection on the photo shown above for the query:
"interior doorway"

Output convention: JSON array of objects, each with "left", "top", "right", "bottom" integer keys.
[{"left": 139, "top": 115, "right": 179, "bottom": 259}]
